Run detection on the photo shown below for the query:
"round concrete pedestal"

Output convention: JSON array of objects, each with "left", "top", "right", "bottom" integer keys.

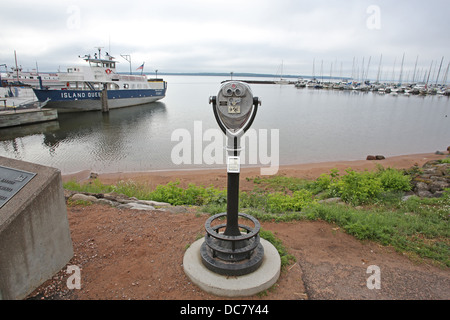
[{"left": 183, "top": 237, "right": 281, "bottom": 297}]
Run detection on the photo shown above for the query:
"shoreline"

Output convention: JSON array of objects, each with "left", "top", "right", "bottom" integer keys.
[{"left": 62, "top": 152, "right": 448, "bottom": 191}]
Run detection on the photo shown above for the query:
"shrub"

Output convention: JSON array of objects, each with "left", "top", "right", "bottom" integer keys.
[
  {"left": 335, "top": 169, "right": 383, "bottom": 205},
  {"left": 377, "top": 167, "right": 412, "bottom": 191}
]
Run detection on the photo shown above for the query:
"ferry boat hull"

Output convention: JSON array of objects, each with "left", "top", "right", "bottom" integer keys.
[{"left": 33, "top": 87, "right": 166, "bottom": 113}]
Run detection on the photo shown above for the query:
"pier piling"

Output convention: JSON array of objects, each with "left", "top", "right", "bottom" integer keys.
[{"left": 101, "top": 85, "right": 109, "bottom": 113}]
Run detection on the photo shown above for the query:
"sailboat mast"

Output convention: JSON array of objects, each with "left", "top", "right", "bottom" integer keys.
[
  {"left": 435, "top": 56, "right": 444, "bottom": 85},
  {"left": 412, "top": 55, "right": 419, "bottom": 83},
  {"left": 351, "top": 57, "right": 355, "bottom": 80},
  {"left": 391, "top": 57, "right": 396, "bottom": 83},
  {"left": 442, "top": 62, "right": 449, "bottom": 85},
  {"left": 426, "top": 60, "right": 433, "bottom": 88},
  {"left": 320, "top": 60, "right": 323, "bottom": 82},
  {"left": 281, "top": 60, "right": 283, "bottom": 80},
  {"left": 376, "top": 54, "right": 382, "bottom": 83},
  {"left": 365, "top": 56, "right": 371, "bottom": 83},
  {"left": 361, "top": 57, "right": 365, "bottom": 82},
  {"left": 398, "top": 53, "right": 405, "bottom": 85},
  {"left": 312, "top": 58, "right": 315, "bottom": 79}
]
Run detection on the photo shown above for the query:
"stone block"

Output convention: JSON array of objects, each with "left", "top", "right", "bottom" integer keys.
[{"left": 0, "top": 156, "right": 73, "bottom": 299}]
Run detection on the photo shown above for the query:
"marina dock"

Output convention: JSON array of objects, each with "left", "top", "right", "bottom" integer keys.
[{"left": 0, "top": 108, "right": 58, "bottom": 128}]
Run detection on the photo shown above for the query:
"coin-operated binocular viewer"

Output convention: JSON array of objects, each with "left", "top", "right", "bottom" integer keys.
[{"left": 201, "top": 81, "right": 264, "bottom": 276}]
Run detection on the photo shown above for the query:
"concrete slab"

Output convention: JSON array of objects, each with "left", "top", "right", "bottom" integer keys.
[
  {"left": 183, "top": 237, "right": 280, "bottom": 297},
  {"left": 0, "top": 156, "right": 73, "bottom": 300}
]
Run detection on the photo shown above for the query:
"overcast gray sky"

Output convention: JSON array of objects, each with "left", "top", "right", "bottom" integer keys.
[{"left": 1, "top": 0, "right": 449, "bottom": 81}]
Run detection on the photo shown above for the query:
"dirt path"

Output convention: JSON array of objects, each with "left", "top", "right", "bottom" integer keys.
[{"left": 28, "top": 203, "right": 449, "bottom": 301}]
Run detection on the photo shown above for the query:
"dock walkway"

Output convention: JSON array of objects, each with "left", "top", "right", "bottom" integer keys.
[{"left": 0, "top": 108, "right": 58, "bottom": 128}]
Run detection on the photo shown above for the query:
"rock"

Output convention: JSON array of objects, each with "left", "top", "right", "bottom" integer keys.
[
  {"left": 117, "top": 203, "right": 155, "bottom": 211},
  {"left": 71, "top": 193, "right": 98, "bottom": 202},
  {"left": 436, "top": 164, "right": 450, "bottom": 176},
  {"left": 67, "top": 190, "right": 173, "bottom": 210},
  {"left": 414, "top": 181, "right": 429, "bottom": 193},
  {"left": 89, "top": 172, "right": 99, "bottom": 179},
  {"left": 401, "top": 195, "right": 416, "bottom": 202},
  {"left": 417, "top": 190, "right": 433, "bottom": 198},
  {"left": 136, "top": 200, "right": 171, "bottom": 207},
  {"left": 408, "top": 159, "right": 450, "bottom": 198},
  {"left": 422, "top": 160, "right": 440, "bottom": 168},
  {"left": 429, "top": 181, "right": 449, "bottom": 193},
  {"left": 94, "top": 198, "right": 118, "bottom": 206},
  {"left": 103, "top": 192, "right": 135, "bottom": 204},
  {"left": 366, "top": 155, "right": 385, "bottom": 160},
  {"left": 431, "top": 191, "right": 445, "bottom": 198},
  {"left": 318, "top": 197, "right": 342, "bottom": 204},
  {"left": 64, "top": 189, "right": 76, "bottom": 200},
  {"left": 435, "top": 151, "right": 445, "bottom": 155}
]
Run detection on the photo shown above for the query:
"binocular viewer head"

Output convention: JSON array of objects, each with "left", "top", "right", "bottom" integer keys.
[{"left": 210, "top": 81, "right": 260, "bottom": 136}]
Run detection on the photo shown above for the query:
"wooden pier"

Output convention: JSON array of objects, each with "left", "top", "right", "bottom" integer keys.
[{"left": 0, "top": 108, "right": 58, "bottom": 128}]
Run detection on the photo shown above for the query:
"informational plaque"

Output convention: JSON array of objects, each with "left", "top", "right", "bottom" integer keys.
[{"left": 0, "top": 165, "right": 36, "bottom": 209}]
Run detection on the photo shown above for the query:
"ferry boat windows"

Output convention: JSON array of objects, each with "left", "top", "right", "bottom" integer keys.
[
  {"left": 124, "top": 83, "right": 129, "bottom": 89},
  {"left": 101, "top": 62, "right": 115, "bottom": 69}
]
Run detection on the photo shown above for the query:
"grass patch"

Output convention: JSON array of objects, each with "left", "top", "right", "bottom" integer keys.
[
  {"left": 66, "top": 198, "right": 94, "bottom": 207},
  {"left": 64, "top": 166, "right": 450, "bottom": 267},
  {"left": 260, "top": 229, "right": 296, "bottom": 270}
]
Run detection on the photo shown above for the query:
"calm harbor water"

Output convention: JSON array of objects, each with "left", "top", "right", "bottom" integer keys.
[{"left": 1, "top": 75, "right": 449, "bottom": 175}]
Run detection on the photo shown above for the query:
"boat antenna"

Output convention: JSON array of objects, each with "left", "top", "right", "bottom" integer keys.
[
  {"left": 121, "top": 54, "right": 132, "bottom": 75},
  {"left": 14, "top": 50, "right": 19, "bottom": 80},
  {"left": 94, "top": 47, "right": 104, "bottom": 59}
]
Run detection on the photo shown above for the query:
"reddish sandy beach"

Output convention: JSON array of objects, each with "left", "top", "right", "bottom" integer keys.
[{"left": 62, "top": 152, "right": 447, "bottom": 190}]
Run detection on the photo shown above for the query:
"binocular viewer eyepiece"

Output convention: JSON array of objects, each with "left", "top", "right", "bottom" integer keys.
[{"left": 209, "top": 81, "right": 261, "bottom": 136}]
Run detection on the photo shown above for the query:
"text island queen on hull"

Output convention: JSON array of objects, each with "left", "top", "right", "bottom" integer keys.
[{"left": 33, "top": 49, "right": 167, "bottom": 113}]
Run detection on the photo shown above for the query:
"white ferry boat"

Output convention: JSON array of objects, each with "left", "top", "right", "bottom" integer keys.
[
  {"left": 32, "top": 50, "right": 167, "bottom": 112},
  {"left": 1, "top": 67, "right": 62, "bottom": 88}
]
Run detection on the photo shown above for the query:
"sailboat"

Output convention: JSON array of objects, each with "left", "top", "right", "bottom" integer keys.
[{"left": 275, "top": 61, "right": 289, "bottom": 85}]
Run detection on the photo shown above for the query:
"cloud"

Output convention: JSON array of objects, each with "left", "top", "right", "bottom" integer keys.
[{"left": 1, "top": 0, "right": 449, "bottom": 77}]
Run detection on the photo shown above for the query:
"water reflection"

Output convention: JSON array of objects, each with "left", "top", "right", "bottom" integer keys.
[
  {"left": 0, "top": 121, "right": 60, "bottom": 141},
  {"left": 1, "top": 102, "right": 167, "bottom": 173}
]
